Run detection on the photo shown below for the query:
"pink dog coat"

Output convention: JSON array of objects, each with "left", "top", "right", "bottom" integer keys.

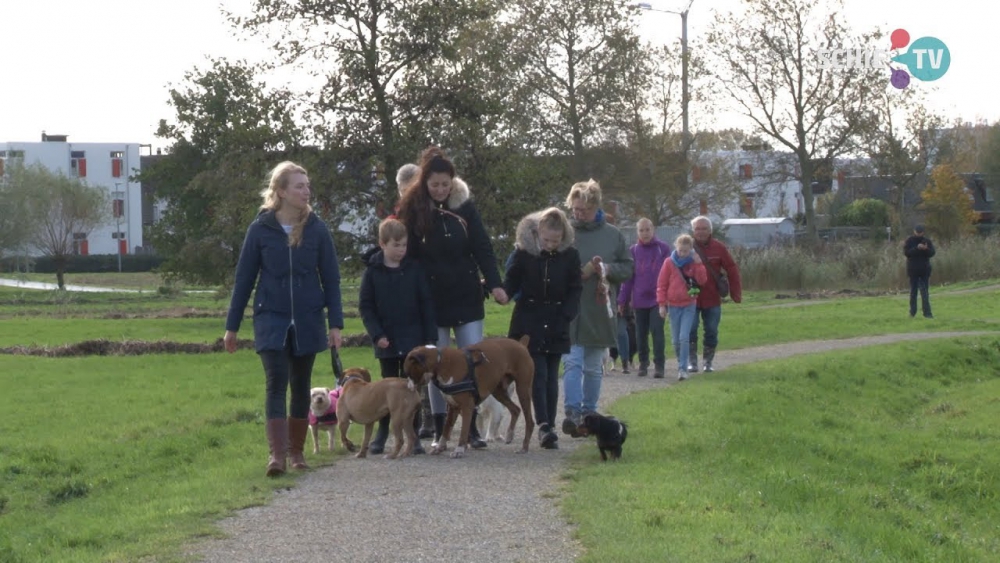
[{"left": 308, "top": 388, "right": 341, "bottom": 426}]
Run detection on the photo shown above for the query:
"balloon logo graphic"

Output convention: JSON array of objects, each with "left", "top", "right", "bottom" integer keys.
[
  {"left": 890, "top": 28, "right": 910, "bottom": 51},
  {"left": 890, "top": 68, "right": 911, "bottom": 89}
]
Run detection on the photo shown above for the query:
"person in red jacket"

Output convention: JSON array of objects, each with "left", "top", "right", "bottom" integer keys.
[
  {"left": 656, "top": 234, "right": 708, "bottom": 381},
  {"left": 687, "top": 216, "right": 742, "bottom": 373}
]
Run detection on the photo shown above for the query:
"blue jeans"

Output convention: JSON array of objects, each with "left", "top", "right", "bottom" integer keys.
[
  {"left": 615, "top": 316, "right": 630, "bottom": 364},
  {"left": 668, "top": 304, "right": 697, "bottom": 371},
  {"left": 634, "top": 306, "right": 666, "bottom": 369},
  {"left": 428, "top": 321, "right": 484, "bottom": 415},
  {"left": 689, "top": 305, "right": 722, "bottom": 351},
  {"left": 562, "top": 345, "right": 605, "bottom": 418},
  {"left": 909, "top": 274, "right": 932, "bottom": 317}
]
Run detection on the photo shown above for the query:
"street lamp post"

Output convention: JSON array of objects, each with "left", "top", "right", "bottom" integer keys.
[{"left": 637, "top": 1, "right": 694, "bottom": 154}]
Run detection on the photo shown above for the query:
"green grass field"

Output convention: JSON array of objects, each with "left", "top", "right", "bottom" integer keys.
[
  {"left": 0, "top": 276, "right": 998, "bottom": 562},
  {"left": 563, "top": 337, "right": 1000, "bottom": 562}
]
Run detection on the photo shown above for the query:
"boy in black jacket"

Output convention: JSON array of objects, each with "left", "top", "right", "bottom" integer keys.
[
  {"left": 359, "top": 219, "right": 438, "bottom": 454},
  {"left": 903, "top": 224, "right": 936, "bottom": 319}
]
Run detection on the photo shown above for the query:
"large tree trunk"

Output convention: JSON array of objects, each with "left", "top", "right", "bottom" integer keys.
[{"left": 798, "top": 157, "right": 818, "bottom": 243}]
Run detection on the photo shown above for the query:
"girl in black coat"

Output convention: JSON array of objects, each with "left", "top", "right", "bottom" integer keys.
[{"left": 504, "top": 207, "right": 583, "bottom": 449}]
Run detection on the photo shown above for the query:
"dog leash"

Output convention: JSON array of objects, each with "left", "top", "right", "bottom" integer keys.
[{"left": 331, "top": 346, "right": 344, "bottom": 382}]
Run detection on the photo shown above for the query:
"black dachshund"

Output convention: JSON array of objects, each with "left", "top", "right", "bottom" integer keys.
[{"left": 579, "top": 413, "right": 628, "bottom": 461}]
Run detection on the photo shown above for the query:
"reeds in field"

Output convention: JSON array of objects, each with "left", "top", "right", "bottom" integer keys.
[{"left": 734, "top": 235, "right": 1000, "bottom": 291}]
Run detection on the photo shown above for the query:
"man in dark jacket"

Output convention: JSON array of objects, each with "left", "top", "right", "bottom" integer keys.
[{"left": 903, "top": 224, "right": 936, "bottom": 319}]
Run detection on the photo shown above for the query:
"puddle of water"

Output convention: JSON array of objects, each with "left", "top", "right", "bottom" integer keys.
[{"left": 0, "top": 278, "right": 140, "bottom": 293}]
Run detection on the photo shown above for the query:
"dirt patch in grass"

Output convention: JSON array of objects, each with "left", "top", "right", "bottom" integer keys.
[
  {"left": 1, "top": 338, "right": 237, "bottom": 357},
  {"left": 773, "top": 288, "right": 898, "bottom": 300},
  {"left": 0, "top": 333, "right": 376, "bottom": 357},
  {"left": 100, "top": 308, "right": 226, "bottom": 319}
]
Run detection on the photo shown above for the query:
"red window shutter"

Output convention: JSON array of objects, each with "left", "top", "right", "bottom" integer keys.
[
  {"left": 119, "top": 239, "right": 127, "bottom": 255},
  {"left": 692, "top": 166, "right": 702, "bottom": 182},
  {"left": 78, "top": 158, "right": 87, "bottom": 177},
  {"left": 699, "top": 199, "right": 708, "bottom": 215},
  {"left": 113, "top": 200, "right": 123, "bottom": 217},
  {"left": 746, "top": 164, "right": 753, "bottom": 179},
  {"left": 112, "top": 159, "right": 122, "bottom": 178},
  {"left": 81, "top": 240, "right": 89, "bottom": 256}
]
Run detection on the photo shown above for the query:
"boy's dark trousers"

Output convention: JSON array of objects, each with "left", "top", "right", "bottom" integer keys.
[{"left": 368, "top": 357, "right": 424, "bottom": 454}]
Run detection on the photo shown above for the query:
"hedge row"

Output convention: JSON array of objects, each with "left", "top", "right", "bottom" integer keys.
[{"left": 1, "top": 254, "right": 165, "bottom": 274}]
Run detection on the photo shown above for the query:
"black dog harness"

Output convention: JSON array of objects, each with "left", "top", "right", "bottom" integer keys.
[
  {"left": 434, "top": 349, "right": 489, "bottom": 405},
  {"left": 337, "top": 374, "right": 365, "bottom": 388}
]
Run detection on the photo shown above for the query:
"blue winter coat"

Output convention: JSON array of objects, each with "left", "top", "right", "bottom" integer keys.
[
  {"left": 358, "top": 250, "right": 438, "bottom": 359},
  {"left": 225, "top": 210, "right": 344, "bottom": 355}
]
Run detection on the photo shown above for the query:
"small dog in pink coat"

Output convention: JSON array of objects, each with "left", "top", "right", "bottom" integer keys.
[{"left": 309, "top": 386, "right": 343, "bottom": 453}]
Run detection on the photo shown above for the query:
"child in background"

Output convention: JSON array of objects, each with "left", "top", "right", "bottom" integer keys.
[{"left": 656, "top": 234, "right": 707, "bottom": 381}]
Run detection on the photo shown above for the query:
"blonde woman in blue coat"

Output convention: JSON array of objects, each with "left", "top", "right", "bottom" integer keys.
[{"left": 224, "top": 161, "right": 344, "bottom": 477}]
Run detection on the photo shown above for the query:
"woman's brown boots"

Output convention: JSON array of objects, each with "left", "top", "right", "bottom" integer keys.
[{"left": 265, "top": 418, "right": 288, "bottom": 477}]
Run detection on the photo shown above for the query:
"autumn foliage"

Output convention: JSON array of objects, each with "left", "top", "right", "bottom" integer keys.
[{"left": 920, "top": 164, "right": 977, "bottom": 240}]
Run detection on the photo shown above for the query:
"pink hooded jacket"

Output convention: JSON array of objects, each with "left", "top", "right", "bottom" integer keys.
[{"left": 656, "top": 256, "right": 708, "bottom": 308}]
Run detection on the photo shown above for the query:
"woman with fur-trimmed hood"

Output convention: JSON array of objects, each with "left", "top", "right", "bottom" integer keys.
[
  {"left": 504, "top": 207, "right": 583, "bottom": 449},
  {"left": 397, "top": 146, "right": 507, "bottom": 450}
]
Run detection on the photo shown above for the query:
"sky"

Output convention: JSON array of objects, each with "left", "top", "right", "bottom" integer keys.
[{"left": 0, "top": 0, "right": 993, "bottom": 150}]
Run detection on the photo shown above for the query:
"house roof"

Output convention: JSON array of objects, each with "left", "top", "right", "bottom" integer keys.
[{"left": 723, "top": 217, "right": 795, "bottom": 225}]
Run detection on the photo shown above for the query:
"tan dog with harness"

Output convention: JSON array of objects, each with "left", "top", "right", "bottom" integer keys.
[
  {"left": 404, "top": 336, "right": 534, "bottom": 458},
  {"left": 335, "top": 367, "right": 421, "bottom": 460}
]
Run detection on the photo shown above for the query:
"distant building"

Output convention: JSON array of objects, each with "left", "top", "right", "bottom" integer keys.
[
  {"left": 842, "top": 171, "right": 997, "bottom": 225},
  {"left": 721, "top": 217, "right": 796, "bottom": 248},
  {"left": 1, "top": 133, "right": 143, "bottom": 256},
  {"left": 690, "top": 148, "right": 864, "bottom": 223}
]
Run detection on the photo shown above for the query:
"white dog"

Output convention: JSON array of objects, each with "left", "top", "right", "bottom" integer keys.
[
  {"left": 308, "top": 386, "right": 342, "bottom": 454},
  {"left": 478, "top": 382, "right": 515, "bottom": 442}
]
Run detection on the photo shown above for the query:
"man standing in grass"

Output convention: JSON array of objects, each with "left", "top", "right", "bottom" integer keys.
[{"left": 904, "top": 224, "right": 935, "bottom": 319}]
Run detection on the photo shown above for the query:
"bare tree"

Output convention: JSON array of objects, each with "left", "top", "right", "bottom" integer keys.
[
  {"left": 7, "top": 162, "right": 109, "bottom": 289},
  {"left": 706, "top": 0, "right": 884, "bottom": 241},
  {"left": 229, "top": 0, "right": 496, "bottom": 200},
  {"left": 0, "top": 167, "right": 34, "bottom": 261},
  {"left": 855, "top": 87, "right": 944, "bottom": 231},
  {"left": 508, "top": 0, "right": 648, "bottom": 174}
]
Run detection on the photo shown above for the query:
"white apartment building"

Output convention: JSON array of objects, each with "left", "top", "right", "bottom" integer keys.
[{"left": 1, "top": 134, "right": 142, "bottom": 256}]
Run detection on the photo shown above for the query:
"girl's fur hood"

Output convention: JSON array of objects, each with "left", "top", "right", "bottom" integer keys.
[{"left": 515, "top": 210, "right": 575, "bottom": 256}]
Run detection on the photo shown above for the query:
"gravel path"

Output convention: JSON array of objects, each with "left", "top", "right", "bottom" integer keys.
[{"left": 189, "top": 330, "right": 995, "bottom": 562}]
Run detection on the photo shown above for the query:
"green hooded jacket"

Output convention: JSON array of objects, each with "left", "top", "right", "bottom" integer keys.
[{"left": 568, "top": 211, "right": 634, "bottom": 347}]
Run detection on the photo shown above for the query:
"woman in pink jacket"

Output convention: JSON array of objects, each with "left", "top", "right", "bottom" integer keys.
[{"left": 656, "top": 234, "right": 708, "bottom": 381}]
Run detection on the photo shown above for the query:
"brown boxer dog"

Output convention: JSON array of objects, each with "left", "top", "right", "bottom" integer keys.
[
  {"left": 335, "top": 367, "right": 421, "bottom": 460},
  {"left": 404, "top": 336, "right": 534, "bottom": 458}
]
